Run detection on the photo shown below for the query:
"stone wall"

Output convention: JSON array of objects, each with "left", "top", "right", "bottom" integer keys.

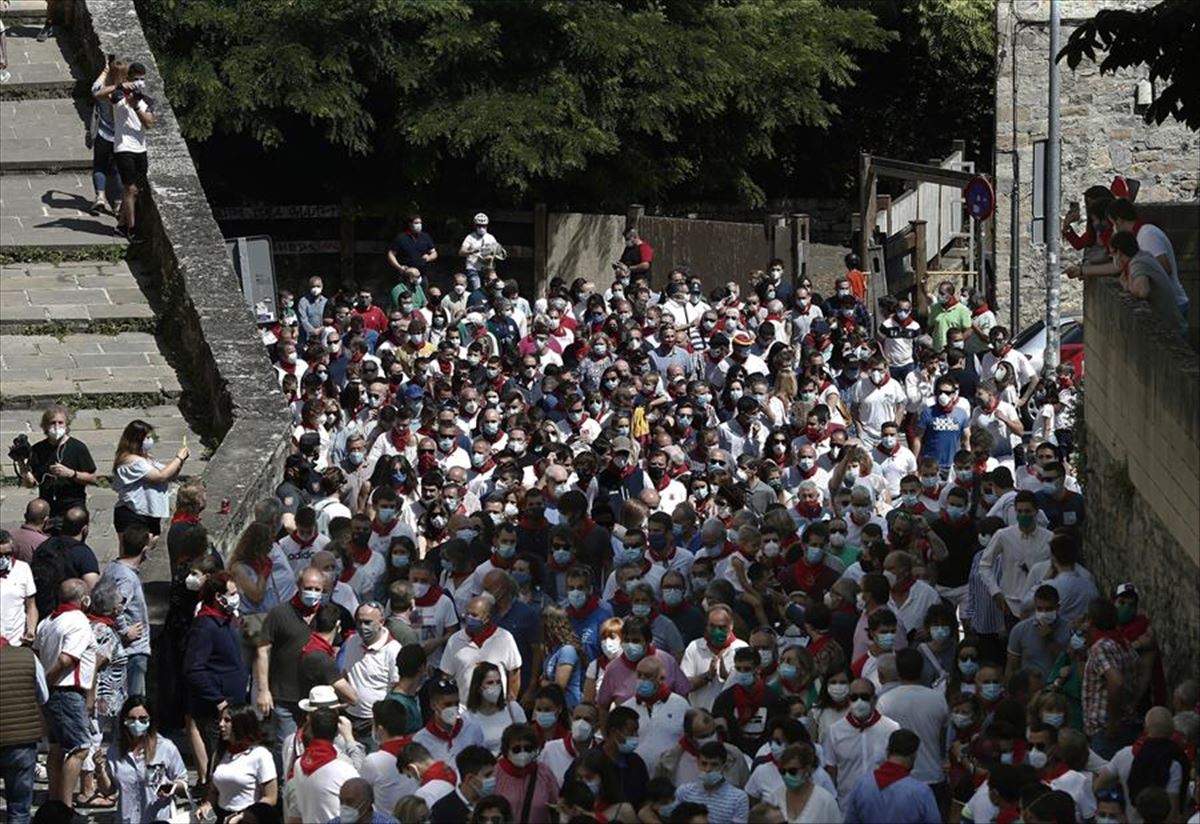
[
  {"left": 993, "top": 0, "right": 1200, "bottom": 331},
  {"left": 75, "top": 1, "right": 292, "bottom": 564},
  {"left": 1082, "top": 278, "right": 1199, "bottom": 686}
]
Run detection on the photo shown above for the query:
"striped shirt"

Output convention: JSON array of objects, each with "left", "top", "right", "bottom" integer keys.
[
  {"left": 963, "top": 551, "right": 1005, "bottom": 635},
  {"left": 675, "top": 779, "right": 749, "bottom": 823}
]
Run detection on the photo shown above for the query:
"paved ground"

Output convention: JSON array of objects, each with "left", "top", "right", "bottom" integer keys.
[
  {"left": 0, "top": 260, "right": 155, "bottom": 326},
  {"left": 0, "top": 22, "right": 80, "bottom": 93},
  {"left": 0, "top": 171, "right": 125, "bottom": 249},
  {"left": 1, "top": 98, "right": 93, "bottom": 170}
]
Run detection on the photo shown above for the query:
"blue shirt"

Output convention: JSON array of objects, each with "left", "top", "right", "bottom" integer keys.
[
  {"left": 494, "top": 598, "right": 540, "bottom": 692},
  {"left": 675, "top": 779, "right": 749, "bottom": 823},
  {"left": 1034, "top": 489, "right": 1085, "bottom": 531},
  {"left": 917, "top": 403, "right": 970, "bottom": 469},
  {"left": 569, "top": 600, "right": 614, "bottom": 663},
  {"left": 543, "top": 643, "right": 583, "bottom": 709},
  {"left": 843, "top": 772, "right": 941, "bottom": 824},
  {"left": 101, "top": 560, "right": 151, "bottom": 656}
]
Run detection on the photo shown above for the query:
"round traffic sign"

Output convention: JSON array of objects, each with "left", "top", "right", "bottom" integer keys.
[{"left": 964, "top": 175, "right": 995, "bottom": 221}]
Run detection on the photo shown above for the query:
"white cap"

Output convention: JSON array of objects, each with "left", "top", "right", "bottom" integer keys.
[{"left": 473, "top": 212, "right": 489, "bottom": 226}]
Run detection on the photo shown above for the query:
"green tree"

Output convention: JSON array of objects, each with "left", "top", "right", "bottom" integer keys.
[{"left": 139, "top": 0, "right": 889, "bottom": 208}]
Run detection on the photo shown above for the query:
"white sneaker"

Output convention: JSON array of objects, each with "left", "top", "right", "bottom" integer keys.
[{"left": 91, "top": 193, "right": 111, "bottom": 214}]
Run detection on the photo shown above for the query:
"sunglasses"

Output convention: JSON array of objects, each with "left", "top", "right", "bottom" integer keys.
[
  {"left": 509, "top": 745, "right": 537, "bottom": 755},
  {"left": 848, "top": 693, "right": 874, "bottom": 701}
]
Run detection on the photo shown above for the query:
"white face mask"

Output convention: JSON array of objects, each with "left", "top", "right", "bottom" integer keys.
[
  {"left": 439, "top": 705, "right": 460, "bottom": 726},
  {"left": 48, "top": 424, "right": 67, "bottom": 440},
  {"left": 185, "top": 572, "right": 203, "bottom": 592},
  {"left": 601, "top": 637, "right": 623, "bottom": 659}
]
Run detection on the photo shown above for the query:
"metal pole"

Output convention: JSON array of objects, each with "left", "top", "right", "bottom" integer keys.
[{"left": 1044, "top": 0, "right": 1062, "bottom": 372}]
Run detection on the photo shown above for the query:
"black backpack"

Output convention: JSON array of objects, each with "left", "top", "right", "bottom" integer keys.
[{"left": 31, "top": 538, "right": 72, "bottom": 618}]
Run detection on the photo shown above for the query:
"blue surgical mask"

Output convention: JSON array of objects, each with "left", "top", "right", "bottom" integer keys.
[
  {"left": 636, "top": 678, "right": 657, "bottom": 697},
  {"left": 631, "top": 603, "right": 651, "bottom": 618},
  {"left": 535, "top": 711, "right": 558, "bottom": 729},
  {"left": 980, "top": 682, "right": 1003, "bottom": 702},
  {"left": 1042, "top": 713, "right": 1065, "bottom": 728},
  {"left": 464, "top": 616, "right": 486, "bottom": 635},
  {"left": 496, "top": 543, "right": 516, "bottom": 559},
  {"left": 479, "top": 774, "right": 497, "bottom": 795},
  {"left": 552, "top": 549, "right": 572, "bottom": 565},
  {"left": 805, "top": 547, "right": 824, "bottom": 564},
  {"left": 300, "top": 589, "right": 323, "bottom": 608},
  {"left": 769, "top": 740, "right": 786, "bottom": 759},
  {"left": 731, "top": 670, "right": 756, "bottom": 688},
  {"left": 623, "top": 643, "right": 646, "bottom": 662},
  {"left": 945, "top": 504, "right": 968, "bottom": 521},
  {"left": 662, "top": 588, "right": 684, "bottom": 606},
  {"left": 567, "top": 590, "right": 588, "bottom": 609},
  {"left": 700, "top": 771, "right": 723, "bottom": 787},
  {"left": 124, "top": 718, "right": 150, "bottom": 737},
  {"left": 1070, "top": 631, "right": 1087, "bottom": 650},
  {"left": 779, "top": 663, "right": 799, "bottom": 681},
  {"left": 875, "top": 632, "right": 896, "bottom": 651},
  {"left": 390, "top": 554, "right": 409, "bottom": 569},
  {"left": 618, "top": 735, "right": 639, "bottom": 754},
  {"left": 930, "top": 626, "right": 952, "bottom": 643},
  {"left": 958, "top": 659, "right": 979, "bottom": 677}
]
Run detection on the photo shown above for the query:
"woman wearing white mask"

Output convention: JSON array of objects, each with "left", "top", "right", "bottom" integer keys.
[
  {"left": 464, "top": 663, "right": 527, "bottom": 754},
  {"left": 112, "top": 418, "right": 189, "bottom": 538},
  {"left": 14, "top": 403, "right": 98, "bottom": 521},
  {"left": 106, "top": 696, "right": 187, "bottom": 823},
  {"left": 494, "top": 723, "right": 559, "bottom": 823}
]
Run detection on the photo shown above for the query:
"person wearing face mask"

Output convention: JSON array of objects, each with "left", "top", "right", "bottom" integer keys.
[
  {"left": 849, "top": 355, "right": 908, "bottom": 450},
  {"left": 673, "top": 740, "right": 751, "bottom": 822},
  {"left": 597, "top": 615, "right": 691, "bottom": 709},
  {"left": 760, "top": 740, "right": 842, "bottom": 824},
  {"left": 925, "top": 280, "right": 972, "bottom": 352},
  {"left": 443, "top": 594, "right": 524, "bottom": 708},
  {"left": 105, "top": 696, "right": 188, "bottom": 823},
  {"left": 183, "top": 572, "right": 249, "bottom": 777},
  {"left": 332, "top": 602, "right": 402, "bottom": 744},
  {"left": 619, "top": 655, "right": 692, "bottom": 767},
  {"left": 877, "top": 298, "right": 923, "bottom": 381},
  {"left": 824, "top": 678, "right": 901, "bottom": 811},
  {"left": 99, "top": 525, "right": 153, "bottom": 696},
  {"left": 882, "top": 551, "right": 940, "bottom": 644},
  {"left": 387, "top": 213, "right": 437, "bottom": 286},
  {"left": 1005, "top": 585, "right": 1071, "bottom": 683},
  {"left": 851, "top": 575, "right": 910, "bottom": 664},
  {"left": 711, "top": 647, "right": 782, "bottom": 756},
  {"left": 490, "top": 723, "right": 559, "bottom": 823},
  {"left": 427, "top": 745, "right": 498, "bottom": 824},
  {"left": 111, "top": 418, "right": 190, "bottom": 538},
  {"left": 910, "top": 376, "right": 970, "bottom": 477},
  {"left": 975, "top": 492, "right": 1053, "bottom": 623},
  {"left": 480, "top": 570, "right": 540, "bottom": 702},
  {"left": 854, "top": 609, "right": 900, "bottom": 688},
  {"left": 15, "top": 404, "right": 98, "bottom": 521}
]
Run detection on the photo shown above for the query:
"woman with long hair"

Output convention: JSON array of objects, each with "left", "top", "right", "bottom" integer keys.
[
  {"left": 111, "top": 418, "right": 189, "bottom": 536},
  {"left": 464, "top": 662, "right": 527, "bottom": 754},
  {"left": 494, "top": 724, "right": 559, "bottom": 824},
  {"left": 417, "top": 500, "right": 451, "bottom": 557},
  {"left": 195, "top": 704, "right": 277, "bottom": 823},
  {"left": 227, "top": 522, "right": 279, "bottom": 618},
  {"left": 105, "top": 696, "right": 187, "bottom": 822},
  {"left": 572, "top": 749, "right": 639, "bottom": 822},
  {"left": 540, "top": 604, "right": 584, "bottom": 710},
  {"left": 808, "top": 669, "right": 852, "bottom": 745}
]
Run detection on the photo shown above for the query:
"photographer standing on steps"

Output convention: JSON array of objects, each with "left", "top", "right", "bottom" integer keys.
[
  {"left": 13, "top": 405, "right": 97, "bottom": 527},
  {"left": 93, "top": 61, "right": 155, "bottom": 242}
]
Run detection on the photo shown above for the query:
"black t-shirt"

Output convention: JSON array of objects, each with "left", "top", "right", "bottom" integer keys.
[
  {"left": 261, "top": 601, "right": 314, "bottom": 702},
  {"left": 389, "top": 230, "right": 436, "bottom": 275},
  {"left": 930, "top": 518, "right": 979, "bottom": 588},
  {"left": 28, "top": 437, "right": 96, "bottom": 515}
]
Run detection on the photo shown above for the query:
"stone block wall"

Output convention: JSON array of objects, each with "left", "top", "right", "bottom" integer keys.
[
  {"left": 993, "top": 0, "right": 1200, "bottom": 331},
  {"left": 74, "top": 1, "right": 293, "bottom": 561},
  {"left": 1082, "top": 278, "right": 1199, "bottom": 686}
]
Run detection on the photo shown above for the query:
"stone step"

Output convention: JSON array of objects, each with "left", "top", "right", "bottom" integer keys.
[
  {"left": 0, "top": 1, "right": 52, "bottom": 23},
  {"left": 0, "top": 259, "right": 153, "bottom": 330},
  {"left": 0, "top": 23, "right": 81, "bottom": 96},
  {"left": 0, "top": 98, "right": 93, "bottom": 172},
  {"left": 0, "top": 331, "right": 183, "bottom": 407},
  {"left": 0, "top": 171, "right": 126, "bottom": 251},
  {"left": 0, "top": 484, "right": 122, "bottom": 562},
  {"left": 0, "top": 403, "right": 207, "bottom": 479}
]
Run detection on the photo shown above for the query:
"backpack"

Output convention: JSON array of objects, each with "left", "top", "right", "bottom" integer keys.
[{"left": 31, "top": 538, "right": 71, "bottom": 618}]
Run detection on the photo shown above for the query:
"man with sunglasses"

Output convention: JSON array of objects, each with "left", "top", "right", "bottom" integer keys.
[{"left": 825, "top": 678, "right": 901, "bottom": 810}]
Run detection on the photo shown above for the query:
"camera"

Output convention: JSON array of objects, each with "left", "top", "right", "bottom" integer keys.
[{"left": 8, "top": 434, "right": 31, "bottom": 463}]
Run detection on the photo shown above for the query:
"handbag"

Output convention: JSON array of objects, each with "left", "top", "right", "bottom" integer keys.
[{"left": 521, "top": 763, "right": 540, "bottom": 823}]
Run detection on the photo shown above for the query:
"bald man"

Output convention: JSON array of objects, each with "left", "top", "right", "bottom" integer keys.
[
  {"left": 335, "top": 777, "right": 376, "bottom": 823},
  {"left": 441, "top": 594, "right": 522, "bottom": 706},
  {"left": 36, "top": 579, "right": 97, "bottom": 806},
  {"left": 1097, "top": 706, "right": 1188, "bottom": 820},
  {"left": 622, "top": 655, "right": 691, "bottom": 766},
  {"left": 10, "top": 498, "right": 50, "bottom": 562}
]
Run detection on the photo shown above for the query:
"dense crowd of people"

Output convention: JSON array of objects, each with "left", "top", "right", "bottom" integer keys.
[{"left": 1, "top": 197, "right": 1197, "bottom": 824}]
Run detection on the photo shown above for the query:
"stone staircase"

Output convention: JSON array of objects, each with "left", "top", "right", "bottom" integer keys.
[{"left": 0, "top": 17, "right": 206, "bottom": 560}]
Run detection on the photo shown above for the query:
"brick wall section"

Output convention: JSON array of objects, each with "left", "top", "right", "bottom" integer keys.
[
  {"left": 1083, "top": 278, "right": 1199, "bottom": 684},
  {"left": 72, "top": 1, "right": 292, "bottom": 566},
  {"left": 993, "top": 0, "right": 1200, "bottom": 332}
]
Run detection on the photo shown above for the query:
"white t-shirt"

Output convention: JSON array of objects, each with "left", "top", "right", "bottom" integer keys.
[
  {"left": 465, "top": 703, "right": 526, "bottom": 754},
  {"left": 680, "top": 637, "right": 749, "bottom": 711},
  {"left": 210, "top": 746, "right": 275, "bottom": 812},
  {"left": 113, "top": 92, "right": 151, "bottom": 154},
  {"left": 1136, "top": 223, "right": 1185, "bottom": 303},
  {"left": 0, "top": 559, "right": 37, "bottom": 645},
  {"left": 825, "top": 714, "right": 901, "bottom": 809},
  {"left": 850, "top": 376, "right": 907, "bottom": 447},
  {"left": 409, "top": 592, "right": 460, "bottom": 670},
  {"left": 442, "top": 626, "right": 523, "bottom": 706},
  {"left": 765, "top": 782, "right": 842, "bottom": 824},
  {"left": 292, "top": 757, "right": 359, "bottom": 824},
  {"left": 461, "top": 231, "right": 499, "bottom": 272},
  {"left": 339, "top": 632, "right": 402, "bottom": 720},
  {"left": 36, "top": 609, "right": 97, "bottom": 689},
  {"left": 876, "top": 684, "right": 949, "bottom": 784},
  {"left": 360, "top": 747, "right": 417, "bottom": 816},
  {"left": 1100, "top": 744, "right": 1183, "bottom": 824},
  {"left": 623, "top": 692, "right": 691, "bottom": 767}
]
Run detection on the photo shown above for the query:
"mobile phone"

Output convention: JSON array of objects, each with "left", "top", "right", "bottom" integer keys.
[{"left": 107, "top": 53, "right": 116, "bottom": 64}]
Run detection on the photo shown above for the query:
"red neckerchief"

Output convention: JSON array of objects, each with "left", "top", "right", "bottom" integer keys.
[
  {"left": 50, "top": 603, "right": 84, "bottom": 620},
  {"left": 249, "top": 555, "right": 272, "bottom": 579},
  {"left": 635, "top": 681, "right": 672, "bottom": 709},
  {"left": 171, "top": 512, "right": 201, "bottom": 525},
  {"left": 874, "top": 760, "right": 911, "bottom": 790},
  {"left": 921, "top": 485, "right": 943, "bottom": 501},
  {"left": 421, "top": 761, "right": 458, "bottom": 786},
  {"left": 789, "top": 557, "right": 825, "bottom": 593},
  {"left": 1040, "top": 760, "right": 1070, "bottom": 782},
  {"left": 679, "top": 735, "right": 703, "bottom": 758},
  {"left": 338, "top": 559, "right": 358, "bottom": 583},
  {"left": 371, "top": 516, "right": 395, "bottom": 536},
  {"left": 941, "top": 296, "right": 959, "bottom": 310},
  {"left": 1118, "top": 614, "right": 1150, "bottom": 643},
  {"left": 437, "top": 358, "right": 454, "bottom": 376},
  {"left": 423, "top": 718, "right": 462, "bottom": 743},
  {"left": 996, "top": 804, "right": 1021, "bottom": 824},
  {"left": 469, "top": 622, "right": 499, "bottom": 647},
  {"left": 498, "top": 755, "right": 537, "bottom": 779},
  {"left": 388, "top": 428, "right": 411, "bottom": 451},
  {"left": 610, "top": 590, "right": 631, "bottom": 610},
  {"left": 731, "top": 678, "right": 765, "bottom": 724},
  {"left": 776, "top": 673, "right": 806, "bottom": 695},
  {"left": 846, "top": 708, "right": 882, "bottom": 730},
  {"left": 707, "top": 630, "right": 737, "bottom": 654},
  {"left": 566, "top": 593, "right": 600, "bottom": 619},
  {"left": 536, "top": 723, "right": 570, "bottom": 748},
  {"left": 289, "top": 593, "right": 320, "bottom": 618},
  {"left": 299, "top": 739, "right": 337, "bottom": 775},
  {"left": 795, "top": 499, "right": 822, "bottom": 519},
  {"left": 892, "top": 576, "right": 916, "bottom": 596},
  {"left": 488, "top": 552, "right": 514, "bottom": 570},
  {"left": 196, "top": 603, "right": 229, "bottom": 623},
  {"left": 414, "top": 584, "right": 444, "bottom": 607},
  {"left": 349, "top": 542, "right": 372, "bottom": 565},
  {"left": 851, "top": 653, "right": 870, "bottom": 679},
  {"left": 278, "top": 360, "right": 297, "bottom": 375},
  {"left": 379, "top": 736, "right": 411, "bottom": 757},
  {"left": 291, "top": 531, "right": 317, "bottom": 549},
  {"left": 87, "top": 613, "right": 115, "bottom": 627},
  {"left": 971, "top": 303, "right": 991, "bottom": 317},
  {"left": 807, "top": 634, "right": 833, "bottom": 659},
  {"left": 301, "top": 632, "right": 335, "bottom": 658},
  {"left": 654, "top": 472, "right": 672, "bottom": 492},
  {"left": 473, "top": 457, "right": 496, "bottom": 475}
]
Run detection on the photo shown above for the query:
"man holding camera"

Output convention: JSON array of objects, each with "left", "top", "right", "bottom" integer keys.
[
  {"left": 93, "top": 61, "right": 155, "bottom": 241},
  {"left": 13, "top": 406, "right": 97, "bottom": 523}
]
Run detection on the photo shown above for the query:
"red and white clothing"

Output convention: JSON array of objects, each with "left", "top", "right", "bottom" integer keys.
[
  {"left": 680, "top": 635, "right": 749, "bottom": 711},
  {"left": 35, "top": 604, "right": 97, "bottom": 689},
  {"left": 277, "top": 532, "right": 330, "bottom": 576},
  {"left": 409, "top": 586, "right": 459, "bottom": 670},
  {"left": 411, "top": 717, "right": 487, "bottom": 765},
  {"left": 442, "top": 623, "right": 523, "bottom": 706},
  {"left": 826, "top": 711, "right": 901, "bottom": 810},
  {"left": 0, "top": 557, "right": 37, "bottom": 645},
  {"left": 622, "top": 688, "right": 691, "bottom": 766},
  {"left": 339, "top": 630, "right": 402, "bottom": 721}
]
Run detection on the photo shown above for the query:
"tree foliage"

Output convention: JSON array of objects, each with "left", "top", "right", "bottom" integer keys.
[
  {"left": 139, "top": 0, "right": 889, "bottom": 207},
  {"left": 1057, "top": 0, "right": 1199, "bottom": 131}
]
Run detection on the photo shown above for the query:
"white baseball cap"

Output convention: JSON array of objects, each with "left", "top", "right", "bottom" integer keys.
[{"left": 473, "top": 212, "right": 489, "bottom": 226}]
